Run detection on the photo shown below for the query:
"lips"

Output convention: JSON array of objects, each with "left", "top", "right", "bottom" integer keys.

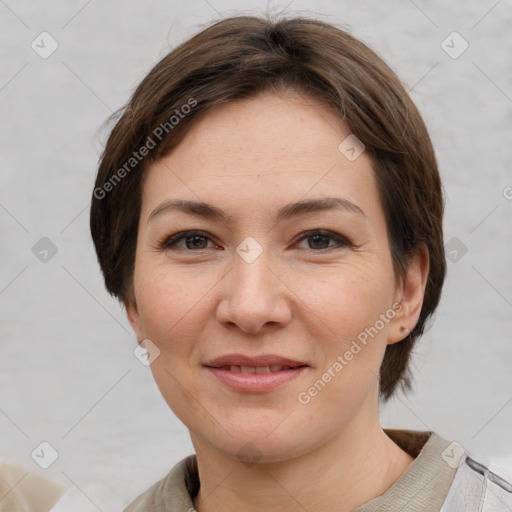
[
  {"left": 217, "top": 365, "right": 298, "bottom": 373},
  {"left": 203, "top": 354, "right": 309, "bottom": 392},
  {"left": 203, "top": 354, "right": 307, "bottom": 370}
]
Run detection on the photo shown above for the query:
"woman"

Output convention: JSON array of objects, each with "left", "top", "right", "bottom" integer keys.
[{"left": 89, "top": 14, "right": 512, "bottom": 511}]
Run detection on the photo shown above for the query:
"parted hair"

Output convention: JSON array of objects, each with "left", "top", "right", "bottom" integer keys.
[{"left": 90, "top": 14, "right": 446, "bottom": 401}]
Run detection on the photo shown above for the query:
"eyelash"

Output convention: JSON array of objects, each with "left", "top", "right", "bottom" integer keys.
[{"left": 159, "top": 229, "right": 352, "bottom": 252}]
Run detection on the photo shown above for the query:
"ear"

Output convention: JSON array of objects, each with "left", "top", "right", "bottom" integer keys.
[
  {"left": 125, "top": 296, "right": 144, "bottom": 343},
  {"left": 388, "top": 244, "right": 430, "bottom": 345}
]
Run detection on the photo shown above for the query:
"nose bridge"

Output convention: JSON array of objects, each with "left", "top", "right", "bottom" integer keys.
[
  {"left": 216, "top": 238, "right": 290, "bottom": 333},
  {"left": 233, "top": 243, "right": 273, "bottom": 296}
]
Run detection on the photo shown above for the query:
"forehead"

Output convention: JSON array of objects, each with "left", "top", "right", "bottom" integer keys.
[{"left": 140, "top": 91, "right": 380, "bottom": 223}]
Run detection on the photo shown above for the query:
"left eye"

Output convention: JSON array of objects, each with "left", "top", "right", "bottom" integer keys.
[
  {"left": 295, "top": 230, "right": 351, "bottom": 250},
  {"left": 160, "top": 230, "right": 350, "bottom": 251}
]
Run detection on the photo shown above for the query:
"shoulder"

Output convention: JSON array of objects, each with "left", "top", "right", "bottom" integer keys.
[
  {"left": 123, "top": 455, "right": 198, "bottom": 512},
  {"left": 441, "top": 455, "right": 512, "bottom": 511}
]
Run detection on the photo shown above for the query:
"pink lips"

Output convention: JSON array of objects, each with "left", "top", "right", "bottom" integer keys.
[{"left": 203, "top": 353, "right": 309, "bottom": 392}]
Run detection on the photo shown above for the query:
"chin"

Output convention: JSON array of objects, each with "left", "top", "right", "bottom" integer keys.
[{"left": 192, "top": 422, "right": 315, "bottom": 465}]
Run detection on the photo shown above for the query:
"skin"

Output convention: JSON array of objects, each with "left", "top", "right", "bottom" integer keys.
[{"left": 126, "top": 89, "right": 429, "bottom": 512}]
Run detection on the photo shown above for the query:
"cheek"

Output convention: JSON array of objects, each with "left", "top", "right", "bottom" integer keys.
[
  {"left": 292, "top": 261, "right": 394, "bottom": 334},
  {"left": 134, "top": 260, "right": 214, "bottom": 341},
  {"left": 133, "top": 264, "right": 211, "bottom": 419},
  {"left": 290, "top": 265, "right": 396, "bottom": 401},
  {"left": 292, "top": 269, "right": 393, "bottom": 417}
]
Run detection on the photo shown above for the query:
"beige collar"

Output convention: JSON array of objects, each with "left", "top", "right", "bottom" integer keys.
[{"left": 124, "top": 430, "right": 459, "bottom": 512}]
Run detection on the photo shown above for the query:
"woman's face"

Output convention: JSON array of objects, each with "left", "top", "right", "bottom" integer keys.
[{"left": 127, "top": 90, "right": 424, "bottom": 463}]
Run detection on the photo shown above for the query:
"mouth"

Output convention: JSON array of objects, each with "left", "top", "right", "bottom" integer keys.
[
  {"left": 203, "top": 354, "right": 307, "bottom": 368},
  {"left": 211, "top": 364, "right": 305, "bottom": 373},
  {"left": 203, "top": 354, "right": 309, "bottom": 392}
]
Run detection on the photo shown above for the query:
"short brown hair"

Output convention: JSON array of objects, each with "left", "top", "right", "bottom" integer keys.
[{"left": 90, "top": 14, "right": 446, "bottom": 401}]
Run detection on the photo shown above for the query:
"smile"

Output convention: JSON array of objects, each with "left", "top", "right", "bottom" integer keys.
[
  {"left": 216, "top": 365, "right": 301, "bottom": 373},
  {"left": 205, "top": 365, "right": 308, "bottom": 392}
]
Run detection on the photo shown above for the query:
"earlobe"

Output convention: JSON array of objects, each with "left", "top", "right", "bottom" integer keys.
[{"left": 389, "top": 244, "right": 430, "bottom": 345}]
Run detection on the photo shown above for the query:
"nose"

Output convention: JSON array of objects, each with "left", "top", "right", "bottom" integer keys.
[{"left": 215, "top": 247, "right": 292, "bottom": 335}]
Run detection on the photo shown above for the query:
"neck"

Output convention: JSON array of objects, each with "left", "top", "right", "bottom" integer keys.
[{"left": 191, "top": 412, "right": 414, "bottom": 512}]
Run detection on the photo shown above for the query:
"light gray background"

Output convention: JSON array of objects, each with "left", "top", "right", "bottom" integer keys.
[{"left": 1, "top": 0, "right": 511, "bottom": 510}]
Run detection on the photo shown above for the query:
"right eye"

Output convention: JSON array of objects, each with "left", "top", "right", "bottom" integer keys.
[{"left": 159, "top": 230, "right": 220, "bottom": 251}]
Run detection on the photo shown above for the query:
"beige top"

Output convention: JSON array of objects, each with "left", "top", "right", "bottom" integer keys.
[
  {"left": 0, "top": 460, "right": 66, "bottom": 512},
  {"left": 123, "top": 429, "right": 460, "bottom": 511}
]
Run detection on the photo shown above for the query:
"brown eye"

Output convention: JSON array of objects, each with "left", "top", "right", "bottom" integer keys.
[
  {"left": 160, "top": 230, "right": 217, "bottom": 251},
  {"left": 159, "top": 229, "right": 351, "bottom": 252},
  {"left": 295, "top": 230, "right": 351, "bottom": 251}
]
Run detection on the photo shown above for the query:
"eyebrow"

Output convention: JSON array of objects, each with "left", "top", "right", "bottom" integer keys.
[{"left": 147, "top": 197, "right": 365, "bottom": 224}]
